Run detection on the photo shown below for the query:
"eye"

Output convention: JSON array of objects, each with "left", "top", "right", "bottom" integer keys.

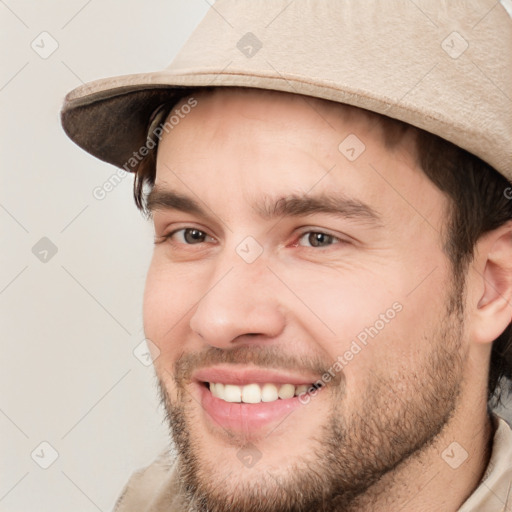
[
  {"left": 298, "top": 231, "right": 340, "bottom": 248},
  {"left": 168, "top": 228, "right": 214, "bottom": 245}
]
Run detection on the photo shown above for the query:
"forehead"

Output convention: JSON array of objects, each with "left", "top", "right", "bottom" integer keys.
[
  {"left": 155, "top": 87, "right": 419, "bottom": 180},
  {"left": 152, "top": 87, "right": 440, "bottom": 224},
  {"left": 165, "top": 87, "right": 415, "bottom": 152}
]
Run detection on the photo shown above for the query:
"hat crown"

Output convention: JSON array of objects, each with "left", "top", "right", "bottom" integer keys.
[
  {"left": 62, "top": 0, "right": 512, "bottom": 180},
  {"left": 164, "top": 0, "right": 512, "bottom": 178}
]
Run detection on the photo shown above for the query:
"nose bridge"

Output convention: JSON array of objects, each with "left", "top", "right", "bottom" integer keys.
[{"left": 189, "top": 251, "right": 285, "bottom": 346}]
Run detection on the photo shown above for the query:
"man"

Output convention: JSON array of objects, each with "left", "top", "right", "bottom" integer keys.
[{"left": 61, "top": 1, "right": 512, "bottom": 510}]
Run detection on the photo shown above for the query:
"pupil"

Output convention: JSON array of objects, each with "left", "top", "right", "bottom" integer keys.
[
  {"left": 309, "top": 232, "right": 330, "bottom": 247},
  {"left": 185, "top": 229, "right": 204, "bottom": 243}
]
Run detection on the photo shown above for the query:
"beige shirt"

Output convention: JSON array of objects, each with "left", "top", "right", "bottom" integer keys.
[{"left": 114, "top": 414, "right": 512, "bottom": 512}]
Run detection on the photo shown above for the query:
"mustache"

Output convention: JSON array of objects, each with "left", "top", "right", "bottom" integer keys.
[{"left": 173, "top": 345, "right": 339, "bottom": 384}]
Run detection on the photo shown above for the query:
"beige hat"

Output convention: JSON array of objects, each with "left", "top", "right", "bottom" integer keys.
[{"left": 61, "top": 0, "right": 512, "bottom": 180}]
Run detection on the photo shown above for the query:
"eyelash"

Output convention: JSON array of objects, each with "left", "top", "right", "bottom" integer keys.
[
  {"left": 156, "top": 227, "right": 214, "bottom": 246},
  {"left": 296, "top": 231, "right": 344, "bottom": 248},
  {"left": 157, "top": 227, "right": 346, "bottom": 249}
]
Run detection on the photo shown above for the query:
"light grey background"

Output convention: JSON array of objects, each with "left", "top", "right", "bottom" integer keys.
[
  {"left": 1, "top": 1, "right": 210, "bottom": 511},
  {"left": 1, "top": 1, "right": 511, "bottom": 511}
]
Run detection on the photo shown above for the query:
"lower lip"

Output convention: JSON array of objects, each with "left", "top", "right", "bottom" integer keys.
[{"left": 197, "top": 383, "right": 309, "bottom": 433}]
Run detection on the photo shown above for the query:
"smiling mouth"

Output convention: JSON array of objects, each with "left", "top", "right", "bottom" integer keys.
[{"left": 206, "top": 382, "right": 323, "bottom": 403}]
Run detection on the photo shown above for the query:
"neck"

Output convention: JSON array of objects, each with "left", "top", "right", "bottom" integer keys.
[{"left": 346, "top": 401, "right": 494, "bottom": 512}]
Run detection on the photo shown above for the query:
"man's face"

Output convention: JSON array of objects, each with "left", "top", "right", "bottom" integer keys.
[{"left": 143, "top": 88, "right": 468, "bottom": 511}]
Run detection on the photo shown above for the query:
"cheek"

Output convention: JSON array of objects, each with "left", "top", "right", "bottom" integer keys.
[
  {"left": 142, "top": 257, "right": 200, "bottom": 359},
  {"left": 283, "top": 256, "right": 451, "bottom": 381},
  {"left": 279, "top": 263, "right": 405, "bottom": 352},
  {"left": 343, "top": 278, "right": 453, "bottom": 394}
]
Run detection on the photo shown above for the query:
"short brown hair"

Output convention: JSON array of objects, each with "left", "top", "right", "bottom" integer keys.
[{"left": 133, "top": 92, "right": 512, "bottom": 405}]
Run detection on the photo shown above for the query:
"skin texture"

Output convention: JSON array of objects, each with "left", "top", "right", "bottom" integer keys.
[{"left": 142, "top": 87, "right": 512, "bottom": 511}]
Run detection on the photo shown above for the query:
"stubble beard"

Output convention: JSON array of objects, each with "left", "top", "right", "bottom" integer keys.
[{"left": 156, "top": 287, "right": 467, "bottom": 512}]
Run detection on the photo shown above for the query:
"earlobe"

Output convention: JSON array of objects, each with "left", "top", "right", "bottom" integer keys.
[{"left": 472, "top": 224, "right": 512, "bottom": 344}]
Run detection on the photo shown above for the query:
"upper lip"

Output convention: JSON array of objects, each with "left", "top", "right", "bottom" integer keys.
[{"left": 192, "top": 365, "right": 319, "bottom": 386}]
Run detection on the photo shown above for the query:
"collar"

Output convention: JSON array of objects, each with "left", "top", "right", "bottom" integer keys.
[{"left": 459, "top": 413, "right": 512, "bottom": 511}]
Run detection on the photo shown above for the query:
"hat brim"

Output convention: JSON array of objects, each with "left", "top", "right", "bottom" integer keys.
[
  {"left": 61, "top": 77, "right": 196, "bottom": 170},
  {"left": 62, "top": 65, "right": 512, "bottom": 180}
]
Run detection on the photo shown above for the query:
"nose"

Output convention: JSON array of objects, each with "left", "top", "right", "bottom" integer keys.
[{"left": 189, "top": 260, "right": 286, "bottom": 348}]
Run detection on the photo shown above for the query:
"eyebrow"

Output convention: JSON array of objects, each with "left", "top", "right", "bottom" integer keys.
[
  {"left": 257, "top": 194, "right": 381, "bottom": 224},
  {"left": 147, "top": 186, "right": 203, "bottom": 216},
  {"left": 146, "top": 186, "right": 381, "bottom": 225}
]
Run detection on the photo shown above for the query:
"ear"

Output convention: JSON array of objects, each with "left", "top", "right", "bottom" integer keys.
[{"left": 469, "top": 221, "right": 512, "bottom": 345}]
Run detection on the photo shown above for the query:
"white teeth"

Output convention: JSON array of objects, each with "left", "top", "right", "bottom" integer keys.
[
  {"left": 295, "top": 384, "right": 309, "bottom": 396},
  {"left": 223, "top": 384, "right": 242, "bottom": 403},
  {"left": 211, "top": 382, "right": 223, "bottom": 398},
  {"left": 278, "top": 384, "right": 295, "bottom": 399},
  {"left": 209, "top": 382, "right": 313, "bottom": 403},
  {"left": 241, "top": 383, "right": 261, "bottom": 404},
  {"left": 261, "top": 383, "right": 279, "bottom": 402}
]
